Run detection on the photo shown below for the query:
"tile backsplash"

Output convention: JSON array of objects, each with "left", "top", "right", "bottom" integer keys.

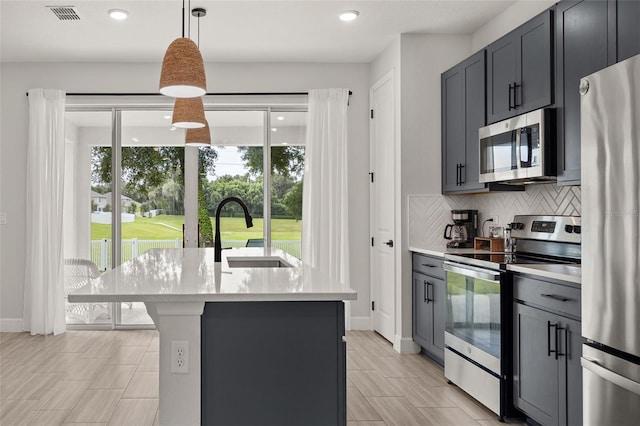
[{"left": 408, "top": 184, "right": 581, "bottom": 249}]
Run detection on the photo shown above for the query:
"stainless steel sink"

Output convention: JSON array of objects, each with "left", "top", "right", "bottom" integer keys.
[{"left": 226, "top": 256, "right": 292, "bottom": 268}]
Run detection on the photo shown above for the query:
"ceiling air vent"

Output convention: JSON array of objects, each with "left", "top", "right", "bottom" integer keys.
[{"left": 47, "top": 6, "right": 80, "bottom": 21}]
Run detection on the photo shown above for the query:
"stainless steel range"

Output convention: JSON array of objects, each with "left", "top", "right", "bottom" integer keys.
[{"left": 443, "top": 215, "right": 581, "bottom": 421}]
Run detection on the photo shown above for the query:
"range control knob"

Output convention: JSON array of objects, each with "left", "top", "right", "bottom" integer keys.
[
  {"left": 511, "top": 222, "right": 525, "bottom": 230},
  {"left": 565, "top": 224, "right": 574, "bottom": 233},
  {"left": 573, "top": 225, "right": 581, "bottom": 234}
]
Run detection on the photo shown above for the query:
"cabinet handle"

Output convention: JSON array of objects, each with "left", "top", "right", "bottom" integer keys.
[
  {"left": 555, "top": 325, "right": 566, "bottom": 360},
  {"left": 459, "top": 164, "right": 465, "bottom": 185},
  {"left": 547, "top": 321, "right": 557, "bottom": 358},
  {"left": 421, "top": 263, "right": 436, "bottom": 268},
  {"left": 456, "top": 164, "right": 460, "bottom": 186},
  {"left": 541, "top": 293, "right": 570, "bottom": 302},
  {"left": 426, "top": 281, "right": 434, "bottom": 303},
  {"left": 513, "top": 82, "right": 521, "bottom": 108},
  {"left": 423, "top": 280, "right": 428, "bottom": 303},
  {"left": 508, "top": 83, "right": 514, "bottom": 110}
]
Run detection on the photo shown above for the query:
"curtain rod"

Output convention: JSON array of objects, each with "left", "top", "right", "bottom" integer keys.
[{"left": 26, "top": 91, "right": 353, "bottom": 97}]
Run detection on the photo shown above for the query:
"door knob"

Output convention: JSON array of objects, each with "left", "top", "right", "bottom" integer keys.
[{"left": 384, "top": 240, "right": 394, "bottom": 247}]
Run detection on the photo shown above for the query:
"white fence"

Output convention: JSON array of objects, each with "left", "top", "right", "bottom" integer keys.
[{"left": 91, "top": 239, "right": 301, "bottom": 271}]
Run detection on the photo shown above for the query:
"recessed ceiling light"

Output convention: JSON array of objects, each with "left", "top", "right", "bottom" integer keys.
[
  {"left": 282, "top": 142, "right": 289, "bottom": 146},
  {"left": 339, "top": 10, "right": 359, "bottom": 22},
  {"left": 132, "top": 137, "right": 140, "bottom": 142},
  {"left": 271, "top": 128, "right": 277, "bottom": 132},
  {"left": 170, "top": 126, "right": 177, "bottom": 131},
  {"left": 164, "top": 115, "right": 172, "bottom": 120},
  {"left": 276, "top": 116, "right": 285, "bottom": 121},
  {"left": 108, "top": 9, "right": 128, "bottom": 20}
]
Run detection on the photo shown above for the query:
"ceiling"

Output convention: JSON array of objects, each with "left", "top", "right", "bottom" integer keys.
[{"left": 1, "top": 0, "right": 516, "bottom": 63}]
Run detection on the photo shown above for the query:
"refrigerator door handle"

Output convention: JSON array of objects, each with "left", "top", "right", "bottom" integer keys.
[{"left": 582, "top": 357, "right": 640, "bottom": 396}]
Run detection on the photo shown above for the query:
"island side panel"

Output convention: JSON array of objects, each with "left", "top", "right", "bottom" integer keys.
[
  {"left": 201, "top": 301, "right": 346, "bottom": 426},
  {"left": 149, "top": 301, "right": 205, "bottom": 426}
]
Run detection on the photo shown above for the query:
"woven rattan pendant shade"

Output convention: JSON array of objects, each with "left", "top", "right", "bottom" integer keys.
[
  {"left": 159, "top": 37, "right": 207, "bottom": 98},
  {"left": 172, "top": 97, "right": 206, "bottom": 128},
  {"left": 185, "top": 119, "right": 211, "bottom": 146}
]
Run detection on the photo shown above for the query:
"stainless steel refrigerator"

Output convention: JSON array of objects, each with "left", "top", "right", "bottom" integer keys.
[{"left": 581, "top": 54, "right": 640, "bottom": 424}]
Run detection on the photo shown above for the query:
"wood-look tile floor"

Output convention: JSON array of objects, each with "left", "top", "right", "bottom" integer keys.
[{"left": 0, "top": 330, "right": 505, "bottom": 425}]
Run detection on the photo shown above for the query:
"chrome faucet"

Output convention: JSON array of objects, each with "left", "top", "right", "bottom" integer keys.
[{"left": 214, "top": 197, "right": 254, "bottom": 262}]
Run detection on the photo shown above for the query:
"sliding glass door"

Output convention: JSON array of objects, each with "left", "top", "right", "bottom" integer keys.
[
  {"left": 64, "top": 102, "right": 306, "bottom": 329},
  {"left": 269, "top": 110, "right": 305, "bottom": 258}
]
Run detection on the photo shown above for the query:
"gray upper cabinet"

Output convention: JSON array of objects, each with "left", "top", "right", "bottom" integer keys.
[
  {"left": 442, "top": 50, "right": 487, "bottom": 194},
  {"left": 556, "top": 0, "right": 640, "bottom": 186},
  {"left": 616, "top": 0, "right": 640, "bottom": 62},
  {"left": 556, "top": 0, "right": 613, "bottom": 185},
  {"left": 487, "top": 9, "right": 554, "bottom": 124}
]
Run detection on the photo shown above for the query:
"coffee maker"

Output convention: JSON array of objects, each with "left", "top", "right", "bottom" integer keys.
[{"left": 444, "top": 209, "right": 478, "bottom": 248}]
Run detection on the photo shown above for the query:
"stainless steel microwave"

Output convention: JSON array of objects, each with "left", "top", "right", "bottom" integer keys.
[{"left": 478, "top": 108, "right": 556, "bottom": 184}]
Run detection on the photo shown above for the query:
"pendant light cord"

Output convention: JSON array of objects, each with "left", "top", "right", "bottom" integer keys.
[
  {"left": 187, "top": 0, "right": 191, "bottom": 39},
  {"left": 181, "top": 0, "right": 185, "bottom": 38}
]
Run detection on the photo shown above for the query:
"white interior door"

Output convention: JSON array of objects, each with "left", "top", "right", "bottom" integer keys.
[{"left": 370, "top": 72, "right": 395, "bottom": 343}]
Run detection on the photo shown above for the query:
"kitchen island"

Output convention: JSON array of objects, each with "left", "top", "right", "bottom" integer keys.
[{"left": 69, "top": 247, "right": 356, "bottom": 426}]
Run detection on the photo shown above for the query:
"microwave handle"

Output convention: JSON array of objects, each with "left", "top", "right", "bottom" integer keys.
[{"left": 519, "top": 127, "right": 532, "bottom": 166}]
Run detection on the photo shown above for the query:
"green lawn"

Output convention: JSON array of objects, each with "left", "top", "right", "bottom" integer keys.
[{"left": 91, "top": 215, "right": 302, "bottom": 241}]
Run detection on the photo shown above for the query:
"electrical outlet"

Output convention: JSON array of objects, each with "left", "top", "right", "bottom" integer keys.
[
  {"left": 492, "top": 216, "right": 500, "bottom": 225},
  {"left": 171, "top": 340, "right": 189, "bottom": 374}
]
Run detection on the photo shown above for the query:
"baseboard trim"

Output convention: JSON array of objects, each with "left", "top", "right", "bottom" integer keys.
[
  {"left": 349, "top": 316, "right": 371, "bottom": 331},
  {"left": 0, "top": 318, "right": 24, "bottom": 332},
  {"left": 393, "top": 335, "right": 421, "bottom": 354}
]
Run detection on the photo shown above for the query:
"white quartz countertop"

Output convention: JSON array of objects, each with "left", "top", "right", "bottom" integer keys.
[
  {"left": 69, "top": 247, "right": 357, "bottom": 303},
  {"left": 506, "top": 263, "right": 581, "bottom": 284}
]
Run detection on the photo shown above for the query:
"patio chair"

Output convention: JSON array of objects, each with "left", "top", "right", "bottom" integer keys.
[
  {"left": 64, "top": 258, "right": 111, "bottom": 324},
  {"left": 245, "top": 238, "right": 264, "bottom": 247}
]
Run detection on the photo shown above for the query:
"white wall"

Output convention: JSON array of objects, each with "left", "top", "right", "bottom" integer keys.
[
  {"left": 472, "top": 0, "right": 556, "bottom": 51},
  {"left": 397, "top": 34, "right": 471, "bottom": 350},
  {"left": 0, "top": 62, "right": 371, "bottom": 329},
  {"left": 369, "top": 34, "right": 472, "bottom": 352}
]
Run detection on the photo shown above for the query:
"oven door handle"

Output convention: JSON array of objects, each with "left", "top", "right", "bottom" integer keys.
[{"left": 443, "top": 262, "right": 501, "bottom": 281}]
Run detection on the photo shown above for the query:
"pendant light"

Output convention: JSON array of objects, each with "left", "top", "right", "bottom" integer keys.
[
  {"left": 159, "top": 0, "right": 206, "bottom": 98},
  {"left": 185, "top": 119, "right": 211, "bottom": 146},
  {"left": 173, "top": 97, "right": 206, "bottom": 128}
]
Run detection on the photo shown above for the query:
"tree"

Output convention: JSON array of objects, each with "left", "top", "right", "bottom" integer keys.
[
  {"left": 237, "top": 146, "right": 305, "bottom": 178},
  {"left": 283, "top": 181, "right": 303, "bottom": 220},
  {"left": 198, "top": 180, "right": 214, "bottom": 247},
  {"left": 92, "top": 146, "right": 217, "bottom": 196}
]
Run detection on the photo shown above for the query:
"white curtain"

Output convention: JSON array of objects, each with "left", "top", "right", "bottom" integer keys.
[
  {"left": 23, "top": 89, "right": 67, "bottom": 335},
  {"left": 302, "top": 88, "right": 350, "bottom": 288}
]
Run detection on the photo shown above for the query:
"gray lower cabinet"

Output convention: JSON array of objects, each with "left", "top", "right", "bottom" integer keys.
[
  {"left": 513, "top": 275, "right": 582, "bottom": 426},
  {"left": 201, "top": 301, "right": 346, "bottom": 426},
  {"left": 412, "top": 253, "right": 446, "bottom": 365}
]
